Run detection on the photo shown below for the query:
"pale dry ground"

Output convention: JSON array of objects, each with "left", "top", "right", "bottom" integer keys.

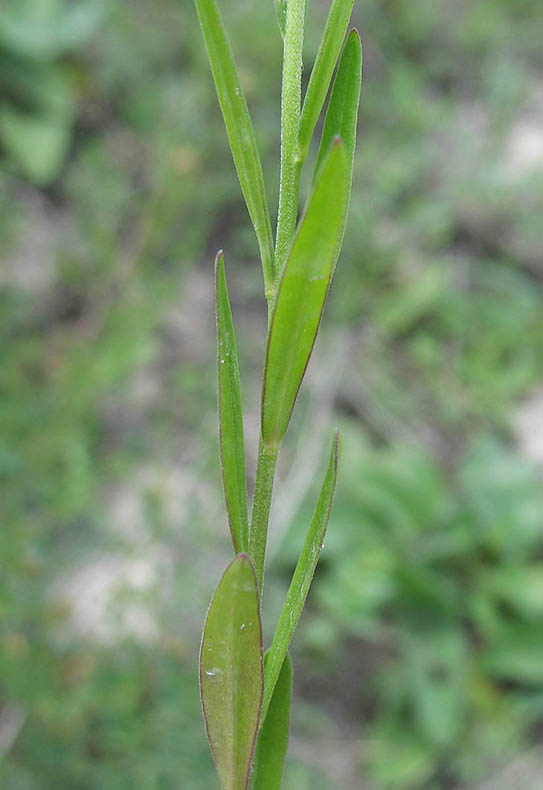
[
  {"left": 463, "top": 751, "right": 543, "bottom": 790},
  {"left": 289, "top": 742, "right": 543, "bottom": 790},
  {"left": 6, "top": 225, "right": 543, "bottom": 786},
  {"left": 54, "top": 265, "right": 543, "bottom": 789}
]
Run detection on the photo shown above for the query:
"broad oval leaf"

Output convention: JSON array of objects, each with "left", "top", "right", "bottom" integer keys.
[
  {"left": 216, "top": 251, "right": 249, "bottom": 553},
  {"left": 194, "top": 0, "right": 275, "bottom": 296},
  {"left": 299, "top": 0, "right": 355, "bottom": 159},
  {"left": 200, "top": 554, "right": 264, "bottom": 790},
  {"left": 252, "top": 651, "right": 293, "bottom": 790},
  {"left": 262, "top": 433, "right": 339, "bottom": 719},
  {"left": 261, "top": 141, "right": 347, "bottom": 448}
]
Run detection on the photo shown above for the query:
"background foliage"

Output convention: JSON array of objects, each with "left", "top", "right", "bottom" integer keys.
[{"left": 1, "top": 0, "right": 542, "bottom": 787}]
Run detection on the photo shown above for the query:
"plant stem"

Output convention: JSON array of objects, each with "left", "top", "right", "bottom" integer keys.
[
  {"left": 274, "top": 0, "right": 306, "bottom": 281},
  {"left": 249, "top": 439, "right": 278, "bottom": 594}
]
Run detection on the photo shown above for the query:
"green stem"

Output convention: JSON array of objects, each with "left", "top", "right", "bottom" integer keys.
[
  {"left": 249, "top": 439, "right": 278, "bottom": 594},
  {"left": 274, "top": 0, "right": 306, "bottom": 281}
]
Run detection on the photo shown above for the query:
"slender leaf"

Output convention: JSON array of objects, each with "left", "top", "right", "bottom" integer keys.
[
  {"left": 314, "top": 28, "right": 362, "bottom": 188},
  {"left": 261, "top": 140, "right": 347, "bottom": 448},
  {"left": 194, "top": 0, "right": 275, "bottom": 296},
  {"left": 262, "top": 434, "right": 340, "bottom": 720},
  {"left": 274, "top": 0, "right": 287, "bottom": 39},
  {"left": 299, "top": 0, "right": 355, "bottom": 159},
  {"left": 313, "top": 29, "right": 362, "bottom": 257},
  {"left": 200, "top": 554, "right": 264, "bottom": 790},
  {"left": 216, "top": 251, "right": 249, "bottom": 553},
  {"left": 252, "top": 651, "right": 293, "bottom": 790}
]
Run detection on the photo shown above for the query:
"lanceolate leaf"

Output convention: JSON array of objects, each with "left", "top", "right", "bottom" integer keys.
[
  {"left": 262, "top": 434, "right": 340, "bottom": 720},
  {"left": 252, "top": 651, "right": 293, "bottom": 790},
  {"left": 200, "top": 554, "right": 264, "bottom": 790},
  {"left": 299, "top": 0, "right": 355, "bottom": 160},
  {"left": 216, "top": 251, "right": 249, "bottom": 553},
  {"left": 194, "top": 0, "right": 275, "bottom": 296},
  {"left": 314, "top": 29, "right": 362, "bottom": 198},
  {"left": 261, "top": 140, "right": 347, "bottom": 448}
]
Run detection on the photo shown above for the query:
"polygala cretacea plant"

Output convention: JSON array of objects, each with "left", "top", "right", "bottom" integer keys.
[{"left": 193, "top": 0, "right": 362, "bottom": 786}]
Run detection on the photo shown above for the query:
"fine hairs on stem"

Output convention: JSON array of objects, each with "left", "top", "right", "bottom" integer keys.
[{"left": 194, "top": 1, "right": 362, "bottom": 787}]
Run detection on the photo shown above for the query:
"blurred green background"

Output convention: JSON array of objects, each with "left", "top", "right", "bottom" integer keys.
[{"left": 1, "top": 0, "right": 542, "bottom": 787}]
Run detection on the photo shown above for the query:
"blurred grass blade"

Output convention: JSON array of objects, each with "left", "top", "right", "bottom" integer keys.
[
  {"left": 274, "top": 0, "right": 287, "bottom": 39},
  {"left": 314, "top": 29, "right": 362, "bottom": 199},
  {"left": 262, "top": 433, "right": 340, "bottom": 720},
  {"left": 299, "top": 0, "right": 354, "bottom": 160},
  {"left": 200, "top": 554, "right": 264, "bottom": 790},
  {"left": 194, "top": 0, "right": 275, "bottom": 297},
  {"left": 261, "top": 140, "right": 347, "bottom": 448},
  {"left": 252, "top": 651, "right": 293, "bottom": 790},
  {"left": 216, "top": 251, "right": 249, "bottom": 553}
]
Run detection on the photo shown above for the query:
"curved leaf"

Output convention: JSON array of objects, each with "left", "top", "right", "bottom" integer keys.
[
  {"left": 261, "top": 140, "right": 347, "bottom": 448},
  {"left": 314, "top": 28, "right": 362, "bottom": 190},
  {"left": 200, "top": 554, "right": 264, "bottom": 790},
  {"left": 262, "top": 433, "right": 339, "bottom": 720},
  {"left": 313, "top": 29, "right": 362, "bottom": 259},
  {"left": 252, "top": 651, "right": 293, "bottom": 790},
  {"left": 216, "top": 251, "right": 249, "bottom": 553},
  {"left": 299, "top": 0, "right": 355, "bottom": 159},
  {"left": 194, "top": 0, "right": 275, "bottom": 296}
]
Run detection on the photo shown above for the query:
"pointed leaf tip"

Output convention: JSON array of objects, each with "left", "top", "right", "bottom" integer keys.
[
  {"left": 312, "top": 26, "right": 361, "bottom": 254},
  {"left": 262, "top": 434, "right": 340, "bottom": 718},
  {"left": 314, "top": 24, "right": 362, "bottom": 181},
  {"left": 261, "top": 142, "right": 348, "bottom": 447},
  {"left": 333, "top": 429, "right": 341, "bottom": 468},
  {"left": 215, "top": 251, "right": 249, "bottom": 554},
  {"left": 299, "top": 0, "right": 356, "bottom": 159},
  {"left": 194, "top": 0, "right": 275, "bottom": 294}
]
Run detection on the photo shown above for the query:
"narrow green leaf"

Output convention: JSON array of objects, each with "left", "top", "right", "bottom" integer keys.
[
  {"left": 314, "top": 28, "right": 362, "bottom": 190},
  {"left": 298, "top": 0, "right": 355, "bottom": 160},
  {"left": 261, "top": 141, "right": 347, "bottom": 448},
  {"left": 252, "top": 651, "right": 293, "bottom": 790},
  {"left": 274, "top": 0, "right": 287, "bottom": 39},
  {"left": 216, "top": 251, "right": 249, "bottom": 553},
  {"left": 262, "top": 433, "right": 340, "bottom": 720},
  {"left": 313, "top": 29, "right": 362, "bottom": 259},
  {"left": 194, "top": 0, "right": 275, "bottom": 297},
  {"left": 200, "top": 554, "right": 264, "bottom": 790}
]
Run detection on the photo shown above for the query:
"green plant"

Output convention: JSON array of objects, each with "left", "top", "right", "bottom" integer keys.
[
  {"left": 1, "top": 0, "right": 541, "bottom": 787},
  {"left": 193, "top": 0, "right": 361, "bottom": 786},
  {"left": 0, "top": 0, "right": 105, "bottom": 184},
  {"left": 285, "top": 431, "right": 543, "bottom": 788}
]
